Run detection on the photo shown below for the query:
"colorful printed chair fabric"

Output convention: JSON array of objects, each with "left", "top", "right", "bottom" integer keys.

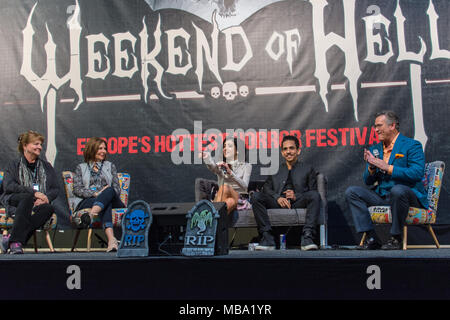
[
  {"left": 62, "top": 171, "right": 130, "bottom": 251},
  {"left": 364, "top": 161, "right": 445, "bottom": 250},
  {"left": 0, "top": 171, "right": 57, "bottom": 253}
]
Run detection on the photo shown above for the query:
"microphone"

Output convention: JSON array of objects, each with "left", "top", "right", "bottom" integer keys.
[
  {"left": 372, "top": 149, "right": 380, "bottom": 158},
  {"left": 371, "top": 149, "right": 385, "bottom": 173},
  {"left": 221, "top": 164, "right": 228, "bottom": 176}
]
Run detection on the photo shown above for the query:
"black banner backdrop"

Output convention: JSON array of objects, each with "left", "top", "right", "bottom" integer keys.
[{"left": 0, "top": 0, "right": 449, "bottom": 239}]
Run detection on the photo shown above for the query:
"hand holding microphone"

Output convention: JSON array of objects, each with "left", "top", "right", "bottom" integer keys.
[
  {"left": 219, "top": 162, "right": 231, "bottom": 176},
  {"left": 371, "top": 149, "right": 380, "bottom": 170},
  {"left": 365, "top": 148, "right": 388, "bottom": 173},
  {"left": 372, "top": 149, "right": 387, "bottom": 173}
]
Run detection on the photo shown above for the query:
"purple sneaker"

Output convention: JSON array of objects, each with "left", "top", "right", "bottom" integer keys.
[
  {"left": 1, "top": 234, "right": 10, "bottom": 254},
  {"left": 9, "top": 242, "right": 23, "bottom": 254}
]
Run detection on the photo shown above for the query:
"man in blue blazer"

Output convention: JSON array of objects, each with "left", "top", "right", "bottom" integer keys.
[{"left": 345, "top": 110, "right": 427, "bottom": 250}]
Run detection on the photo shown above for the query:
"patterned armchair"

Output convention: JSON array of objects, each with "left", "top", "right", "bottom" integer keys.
[
  {"left": 62, "top": 171, "right": 130, "bottom": 251},
  {"left": 0, "top": 171, "right": 57, "bottom": 253},
  {"left": 362, "top": 161, "right": 445, "bottom": 250}
]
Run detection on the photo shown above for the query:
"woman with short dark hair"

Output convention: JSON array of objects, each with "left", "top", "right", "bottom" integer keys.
[
  {"left": 0, "top": 130, "right": 59, "bottom": 254},
  {"left": 73, "top": 137, "right": 124, "bottom": 252}
]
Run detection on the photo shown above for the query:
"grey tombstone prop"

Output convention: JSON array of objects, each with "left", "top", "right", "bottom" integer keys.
[
  {"left": 117, "top": 200, "right": 153, "bottom": 258},
  {"left": 182, "top": 200, "right": 220, "bottom": 256}
]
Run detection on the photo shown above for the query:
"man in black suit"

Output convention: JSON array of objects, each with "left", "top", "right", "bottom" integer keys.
[{"left": 250, "top": 135, "right": 320, "bottom": 250}]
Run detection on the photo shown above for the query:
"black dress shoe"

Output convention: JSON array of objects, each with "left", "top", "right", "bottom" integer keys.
[
  {"left": 381, "top": 237, "right": 402, "bottom": 250},
  {"left": 356, "top": 237, "right": 381, "bottom": 250}
]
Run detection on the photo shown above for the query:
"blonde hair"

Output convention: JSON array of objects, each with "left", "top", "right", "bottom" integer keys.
[
  {"left": 83, "top": 137, "right": 108, "bottom": 163},
  {"left": 17, "top": 130, "right": 45, "bottom": 154}
]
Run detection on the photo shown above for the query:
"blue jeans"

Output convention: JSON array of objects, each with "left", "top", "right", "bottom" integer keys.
[
  {"left": 345, "top": 184, "right": 423, "bottom": 236},
  {"left": 76, "top": 187, "right": 125, "bottom": 229}
]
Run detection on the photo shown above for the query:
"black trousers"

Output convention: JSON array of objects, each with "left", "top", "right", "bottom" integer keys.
[
  {"left": 250, "top": 191, "right": 321, "bottom": 235},
  {"left": 9, "top": 193, "right": 54, "bottom": 244}
]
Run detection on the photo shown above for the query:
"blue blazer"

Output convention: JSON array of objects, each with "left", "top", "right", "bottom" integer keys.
[{"left": 363, "top": 133, "right": 428, "bottom": 208}]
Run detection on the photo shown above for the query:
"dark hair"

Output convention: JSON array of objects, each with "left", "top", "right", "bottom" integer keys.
[
  {"left": 17, "top": 130, "right": 45, "bottom": 154},
  {"left": 281, "top": 135, "right": 299, "bottom": 149},
  {"left": 83, "top": 137, "right": 107, "bottom": 163},
  {"left": 223, "top": 138, "right": 238, "bottom": 162},
  {"left": 375, "top": 110, "right": 399, "bottom": 130}
]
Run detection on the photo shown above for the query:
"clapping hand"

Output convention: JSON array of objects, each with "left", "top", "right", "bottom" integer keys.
[{"left": 363, "top": 148, "right": 372, "bottom": 162}]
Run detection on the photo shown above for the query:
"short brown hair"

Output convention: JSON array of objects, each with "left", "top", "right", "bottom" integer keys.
[
  {"left": 83, "top": 137, "right": 107, "bottom": 163},
  {"left": 17, "top": 130, "right": 45, "bottom": 154}
]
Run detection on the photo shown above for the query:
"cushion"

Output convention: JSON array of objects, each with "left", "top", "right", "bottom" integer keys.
[
  {"left": 369, "top": 206, "right": 436, "bottom": 225},
  {"left": 0, "top": 211, "right": 14, "bottom": 228},
  {"left": 232, "top": 208, "right": 307, "bottom": 228},
  {"left": 62, "top": 171, "right": 78, "bottom": 213},
  {"left": 424, "top": 163, "right": 444, "bottom": 212},
  {"left": 41, "top": 213, "right": 58, "bottom": 230},
  {"left": 117, "top": 173, "right": 130, "bottom": 207}
]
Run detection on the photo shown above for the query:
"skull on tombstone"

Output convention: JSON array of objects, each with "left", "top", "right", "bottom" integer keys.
[
  {"left": 222, "top": 82, "right": 238, "bottom": 101},
  {"left": 210, "top": 86, "right": 221, "bottom": 99},
  {"left": 239, "top": 85, "right": 249, "bottom": 97},
  {"left": 127, "top": 209, "right": 148, "bottom": 232}
]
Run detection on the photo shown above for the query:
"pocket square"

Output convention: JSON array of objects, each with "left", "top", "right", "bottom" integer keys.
[{"left": 395, "top": 153, "right": 404, "bottom": 159}]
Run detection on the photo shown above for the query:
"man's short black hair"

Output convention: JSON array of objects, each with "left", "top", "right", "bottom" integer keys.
[{"left": 281, "top": 135, "right": 300, "bottom": 149}]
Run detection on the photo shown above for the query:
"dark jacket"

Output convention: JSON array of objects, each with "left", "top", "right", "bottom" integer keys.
[
  {"left": 262, "top": 160, "right": 318, "bottom": 201},
  {"left": 0, "top": 156, "right": 59, "bottom": 217}
]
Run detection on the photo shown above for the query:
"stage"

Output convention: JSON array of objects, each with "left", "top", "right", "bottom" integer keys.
[{"left": 1, "top": 248, "right": 450, "bottom": 301}]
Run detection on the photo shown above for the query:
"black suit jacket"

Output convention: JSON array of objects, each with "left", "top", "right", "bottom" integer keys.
[{"left": 262, "top": 160, "right": 318, "bottom": 201}]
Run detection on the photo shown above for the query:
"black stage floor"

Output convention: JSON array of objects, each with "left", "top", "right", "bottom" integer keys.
[{"left": 1, "top": 248, "right": 450, "bottom": 301}]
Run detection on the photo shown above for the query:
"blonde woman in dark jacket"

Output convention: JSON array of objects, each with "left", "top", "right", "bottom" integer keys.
[{"left": 0, "top": 131, "right": 59, "bottom": 254}]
